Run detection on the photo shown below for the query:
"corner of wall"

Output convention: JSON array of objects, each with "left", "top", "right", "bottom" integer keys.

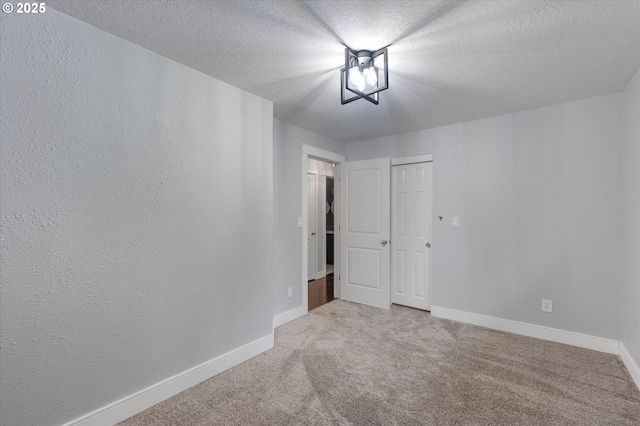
[
  {"left": 621, "top": 66, "right": 640, "bottom": 378},
  {"left": 621, "top": 342, "right": 640, "bottom": 392},
  {"left": 62, "top": 334, "right": 274, "bottom": 426}
]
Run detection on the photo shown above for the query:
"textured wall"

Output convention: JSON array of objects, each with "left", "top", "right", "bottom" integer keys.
[
  {"left": 273, "top": 120, "right": 344, "bottom": 316},
  {"left": 346, "top": 94, "right": 623, "bottom": 340},
  {"left": 0, "top": 10, "right": 273, "bottom": 426},
  {"left": 622, "top": 68, "right": 640, "bottom": 365}
]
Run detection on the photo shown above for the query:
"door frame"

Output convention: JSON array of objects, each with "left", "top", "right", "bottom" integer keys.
[
  {"left": 301, "top": 145, "right": 345, "bottom": 315},
  {"left": 391, "top": 154, "right": 433, "bottom": 167}
]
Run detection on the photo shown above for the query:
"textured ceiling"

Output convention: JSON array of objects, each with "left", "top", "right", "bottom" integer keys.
[{"left": 48, "top": 0, "right": 640, "bottom": 143}]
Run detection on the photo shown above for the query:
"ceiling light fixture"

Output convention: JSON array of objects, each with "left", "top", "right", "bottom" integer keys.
[{"left": 341, "top": 46, "right": 388, "bottom": 105}]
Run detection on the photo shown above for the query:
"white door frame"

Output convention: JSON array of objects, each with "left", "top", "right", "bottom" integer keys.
[
  {"left": 391, "top": 154, "right": 433, "bottom": 166},
  {"left": 301, "top": 145, "right": 346, "bottom": 315}
]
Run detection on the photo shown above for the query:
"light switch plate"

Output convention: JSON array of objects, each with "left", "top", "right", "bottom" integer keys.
[
  {"left": 452, "top": 217, "right": 460, "bottom": 227},
  {"left": 297, "top": 217, "right": 303, "bottom": 228}
]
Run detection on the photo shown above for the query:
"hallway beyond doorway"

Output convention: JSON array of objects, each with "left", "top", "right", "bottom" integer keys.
[{"left": 308, "top": 273, "right": 334, "bottom": 311}]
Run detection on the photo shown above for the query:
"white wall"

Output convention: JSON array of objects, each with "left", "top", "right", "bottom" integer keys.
[
  {"left": 347, "top": 94, "right": 624, "bottom": 340},
  {"left": 273, "top": 120, "right": 345, "bottom": 316},
  {"left": 622, "top": 68, "right": 640, "bottom": 367},
  {"left": 0, "top": 10, "right": 273, "bottom": 426}
]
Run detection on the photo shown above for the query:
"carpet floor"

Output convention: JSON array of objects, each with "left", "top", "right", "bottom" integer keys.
[{"left": 120, "top": 300, "right": 640, "bottom": 425}]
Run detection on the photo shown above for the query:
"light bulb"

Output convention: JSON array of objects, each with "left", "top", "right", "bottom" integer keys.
[
  {"left": 366, "top": 67, "right": 377, "bottom": 86},
  {"left": 348, "top": 67, "right": 359, "bottom": 86},
  {"left": 349, "top": 67, "right": 365, "bottom": 91}
]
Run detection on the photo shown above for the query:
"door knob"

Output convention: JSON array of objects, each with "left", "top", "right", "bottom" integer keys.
[
  {"left": 381, "top": 239, "right": 388, "bottom": 246},
  {"left": 426, "top": 243, "right": 431, "bottom": 248},
  {"left": 311, "top": 232, "right": 316, "bottom": 235}
]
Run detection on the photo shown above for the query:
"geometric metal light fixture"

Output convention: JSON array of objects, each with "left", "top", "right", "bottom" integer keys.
[{"left": 340, "top": 46, "right": 388, "bottom": 105}]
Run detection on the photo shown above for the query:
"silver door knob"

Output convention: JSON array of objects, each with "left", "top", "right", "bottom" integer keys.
[
  {"left": 381, "top": 239, "right": 388, "bottom": 246},
  {"left": 426, "top": 243, "right": 431, "bottom": 248},
  {"left": 311, "top": 232, "right": 316, "bottom": 235}
]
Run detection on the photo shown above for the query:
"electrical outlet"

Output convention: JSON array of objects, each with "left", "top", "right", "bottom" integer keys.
[
  {"left": 452, "top": 217, "right": 460, "bottom": 227},
  {"left": 287, "top": 287, "right": 292, "bottom": 298},
  {"left": 542, "top": 299, "right": 552, "bottom": 313}
]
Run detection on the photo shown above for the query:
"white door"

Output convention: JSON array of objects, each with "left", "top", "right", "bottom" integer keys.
[
  {"left": 340, "top": 158, "right": 391, "bottom": 309},
  {"left": 307, "top": 172, "right": 317, "bottom": 281},
  {"left": 391, "top": 162, "right": 433, "bottom": 310}
]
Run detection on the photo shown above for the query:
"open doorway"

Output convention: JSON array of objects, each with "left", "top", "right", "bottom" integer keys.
[
  {"left": 301, "top": 145, "right": 345, "bottom": 314},
  {"left": 326, "top": 176, "right": 335, "bottom": 276},
  {"left": 307, "top": 163, "right": 336, "bottom": 311},
  {"left": 307, "top": 159, "right": 335, "bottom": 311}
]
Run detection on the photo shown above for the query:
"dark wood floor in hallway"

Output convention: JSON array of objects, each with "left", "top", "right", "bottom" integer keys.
[{"left": 308, "top": 273, "right": 334, "bottom": 311}]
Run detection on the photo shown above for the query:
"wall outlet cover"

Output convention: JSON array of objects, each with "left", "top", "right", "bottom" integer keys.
[{"left": 542, "top": 299, "right": 553, "bottom": 313}]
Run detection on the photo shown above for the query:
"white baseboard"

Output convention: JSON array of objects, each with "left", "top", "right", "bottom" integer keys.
[
  {"left": 620, "top": 343, "right": 640, "bottom": 392},
  {"left": 273, "top": 305, "right": 307, "bottom": 328},
  {"left": 62, "top": 333, "right": 274, "bottom": 426},
  {"left": 430, "top": 306, "right": 620, "bottom": 355}
]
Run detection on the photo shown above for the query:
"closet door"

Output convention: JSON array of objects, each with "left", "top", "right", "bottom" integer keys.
[{"left": 391, "top": 162, "right": 432, "bottom": 310}]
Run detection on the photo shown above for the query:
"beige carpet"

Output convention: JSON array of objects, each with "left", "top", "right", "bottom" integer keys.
[{"left": 120, "top": 300, "right": 640, "bottom": 425}]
